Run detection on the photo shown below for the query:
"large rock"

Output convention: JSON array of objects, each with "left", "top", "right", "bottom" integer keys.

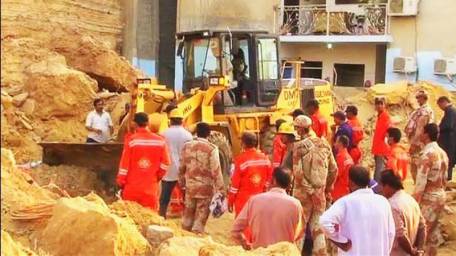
[
  {"left": 24, "top": 55, "right": 97, "bottom": 120},
  {"left": 52, "top": 33, "right": 138, "bottom": 92},
  {"left": 39, "top": 194, "right": 151, "bottom": 256}
]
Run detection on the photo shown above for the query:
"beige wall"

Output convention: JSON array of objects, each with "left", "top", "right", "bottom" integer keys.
[
  {"left": 280, "top": 43, "right": 378, "bottom": 85},
  {"left": 390, "top": 0, "right": 456, "bottom": 56},
  {"left": 386, "top": 0, "right": 456, "bottom": 90}
]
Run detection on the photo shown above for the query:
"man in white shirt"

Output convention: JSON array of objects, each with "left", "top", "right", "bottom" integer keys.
[
  {"left": 85, "top": 99, "right": 113, "bottom": 143},
  {"left": 319, "top": 166, "right": 395, "bottom": 256},
  {"left": 159, "top": 108, "right": 193, "bottom": 218}
]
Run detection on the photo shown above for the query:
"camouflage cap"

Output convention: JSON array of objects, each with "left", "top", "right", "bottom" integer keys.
[{"left": 293, "top": 115, "right": 312, "bottom": 128}]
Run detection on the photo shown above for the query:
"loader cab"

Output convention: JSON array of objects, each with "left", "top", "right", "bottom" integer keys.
[{"left": 177, "top": 30, "right": 281, "bottom": 111}]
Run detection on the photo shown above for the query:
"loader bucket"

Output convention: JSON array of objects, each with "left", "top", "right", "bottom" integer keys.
[{"left": 39, "top": 142, "right": 123, "bottom": 173}]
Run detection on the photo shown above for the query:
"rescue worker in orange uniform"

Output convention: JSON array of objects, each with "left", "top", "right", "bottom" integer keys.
[
  {"left": 228, "top": 132, "right": 273, "bottom": 216},
  {"left": 272, "top": 119, "right": 287, "bottom": 168},
  {"left": 372, "top": 97, "right": 392, "bottom": 182},
  {"left": 386, "top": 127, "right": 410, "bottom": 180},
  {"left": 345, "top": 105, "right": 364, "bottom": 165},
  {"left": 331, "top": 135, "right": 354, "bottom": 201},
  {"left": 306, "top": 99, "right": 328, "bottom": 139},
  {"left": 116, "top": 112, "right": 170, "bottom": 211}
]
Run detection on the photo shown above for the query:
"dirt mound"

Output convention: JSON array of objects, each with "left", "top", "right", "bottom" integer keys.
[
  {"left": 39, "top": 193, "right": 151, "bottom": 256},
  {"left": 1, "top": 230, "right": 37, "bottom": 256},
  {"left": 28, "top": 164, "right": 112, "bottom": 200},
  {"left": 110, "top": 200, "right": 191, "bottom": 237},
  {"left": 157, "top": 236, "right": 300, "bottom": 256}
]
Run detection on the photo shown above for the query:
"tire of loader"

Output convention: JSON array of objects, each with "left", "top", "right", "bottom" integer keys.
[
  {"left": 208, "top": 131, "right": 233, "bottom": 188},
  {"left": 260, "top": 126, "right": 275, "bottom": 161}
]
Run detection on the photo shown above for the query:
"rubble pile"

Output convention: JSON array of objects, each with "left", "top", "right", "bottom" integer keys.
[
  {"left": 1, "top": 148, "right": 59, "bottom": 250},
  {"left": 158, "top": 237, "right": 300, "bottom": 256}
]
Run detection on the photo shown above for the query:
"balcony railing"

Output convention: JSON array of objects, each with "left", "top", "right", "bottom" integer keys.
[{"left": 281, "top": 4, "right": 389, "bottom": 36}]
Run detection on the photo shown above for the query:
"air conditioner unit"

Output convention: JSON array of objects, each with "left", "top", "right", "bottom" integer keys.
[
  {"left": 393, "top": 57, "right": 417, "bottom": 73},
  {"left": 389, "top": 0, "right": 420, "bottom": 16},
  {"left": 434, "top": 58, "right": 456, "bottom": 75}
]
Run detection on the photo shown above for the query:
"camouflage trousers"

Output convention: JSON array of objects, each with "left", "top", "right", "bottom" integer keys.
[
  {"left": 182, "top": 195, "right": 211, "bottom": 233},
  {"left": 296, "top": 190, "right": 327, "bottom": 256},
  {"left": 410, "top": 151, "right": 420, "bottom": 183},
  {"left": 421, "top": 194, "right": 445, "bottom": 256}
]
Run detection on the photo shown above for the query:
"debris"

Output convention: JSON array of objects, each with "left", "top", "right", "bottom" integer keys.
[
  {"left": 157, "top": 236, "right": 301, "bottom": 256},
  {"left": 146, "top": 225, "right": 175, "bottom": 246},
  {"left": 1, "top": 230, "right": 37, "bottom": 256},
  {"left": 12, "top": 92, "right": 29, "bottom": 107},
  {"left": 21, "top": 99, "right": 36, "bottom": 115},
  {"left": 4, "top": 85, "right": 24, "bottom": 96}
]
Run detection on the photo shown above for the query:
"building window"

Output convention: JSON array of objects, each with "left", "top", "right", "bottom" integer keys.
[
  {"left": 301, "top": 61, "right": 323, "bottom": 79},
  {"left": 334, "top": 63, "right": 365, "bottom": 87}
]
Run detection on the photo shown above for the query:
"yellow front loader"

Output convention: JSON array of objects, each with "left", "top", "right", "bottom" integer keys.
[{"left": 40, "top": 30, "right": 335, "bottom": 186}]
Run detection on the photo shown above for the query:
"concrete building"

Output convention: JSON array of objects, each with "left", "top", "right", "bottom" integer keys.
[{"left": 280, "top": 0, "right": 456, "bottom": 90}]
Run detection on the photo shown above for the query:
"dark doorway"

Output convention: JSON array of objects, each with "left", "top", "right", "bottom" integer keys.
[
  {"left": 334, "top": 64, "right": 365, "bottom": 87},
  {"left": 301, "top": 61, "right": 323, "bottom": 79}
]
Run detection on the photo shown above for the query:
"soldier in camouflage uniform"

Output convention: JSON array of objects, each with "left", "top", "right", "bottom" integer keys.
[
  {"left": 292, "top": 115, "right": 337, "bottom": 256},
  {"left": 405, "top": 90, "right": 434, "bottom": 183},
  {"left": 413, "top": 123, "right": 448, "bottom": 256},
  {"left": 178, "top": 122, "right": 225, "bottom": 234}
]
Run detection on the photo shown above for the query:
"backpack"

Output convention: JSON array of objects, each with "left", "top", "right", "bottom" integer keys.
[{"left": 295, "top": 137, "right": 331, "bottom": 188}]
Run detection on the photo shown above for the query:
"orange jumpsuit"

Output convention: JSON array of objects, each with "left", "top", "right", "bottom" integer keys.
[
  {"left": 331, "top": 148, "right": 354, "bottom": 201},
  {"left": 347, "top": 117, "right": 364, "bottom": 164},
  {"left": 228, "top": 148, "right": 273, "bottom": 216},
  {"left": 386, "top": 143, "right": 410, "bottom": 180},
  {"left": 116, "top": 127, "right": 170, "bottom": 210},
  {"left": 311, "top": 110, "right": 328, "bottom": 138},
  {"left": 272, "top": 135, "right": 287, "bottom": 168}
]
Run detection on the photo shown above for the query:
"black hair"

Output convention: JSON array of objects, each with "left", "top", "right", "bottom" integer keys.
[
  {"left": 423, "top": 123, "right": 439, "bottom": 141},
  {"left": 285, "top": 133, "right": 295, "bottom": 142},
  {"left": 273, "top": 167, "right": 292, "bottom": 189},
  {"left": 93, "top": 98, "right": 104, "bottom": 107},
  {"left": 333, "top": 111, "right": 346, "bottom": 121},
  {"left": 292, "top": 109, "right": 305, "bottom": 119},
  {"left": 134, "top": 112, "right": 149, "bottom": 127},
  {"left": 306, "top": 99, "right": 320, "bottom": 109},
  {"left": 437, "top": 96, "right": 451, "bottom": 103},
  {"left": 380, "top": 169, "right": 404, "bottom": 190},
  {"left": 170, "top": 118, "right": 183, "bottom": 126},
  {"left": 337, "top": 135, "right": 349, "bottom": 148},
  {"left": 345, "top": 105, "right": 358, "bottom": 116},
  {"left": 387, "top": 127, "right": 401, "bottom": 143},
  {"left": 275, "top": 119, "right": 286, "bottom": 131},
  {"left": 349, "top": 165, "right": 370, "bottom": 188},
  {"left": 241, "top": 132, "right": 258, "bottom": 148},
  {"left": 196, "top": 122, "right": 211, "bottom": 138}
]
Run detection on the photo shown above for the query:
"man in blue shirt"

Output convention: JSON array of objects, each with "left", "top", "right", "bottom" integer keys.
[{"left": 331, "top": 111, "right": 353, "bottom": 154}]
